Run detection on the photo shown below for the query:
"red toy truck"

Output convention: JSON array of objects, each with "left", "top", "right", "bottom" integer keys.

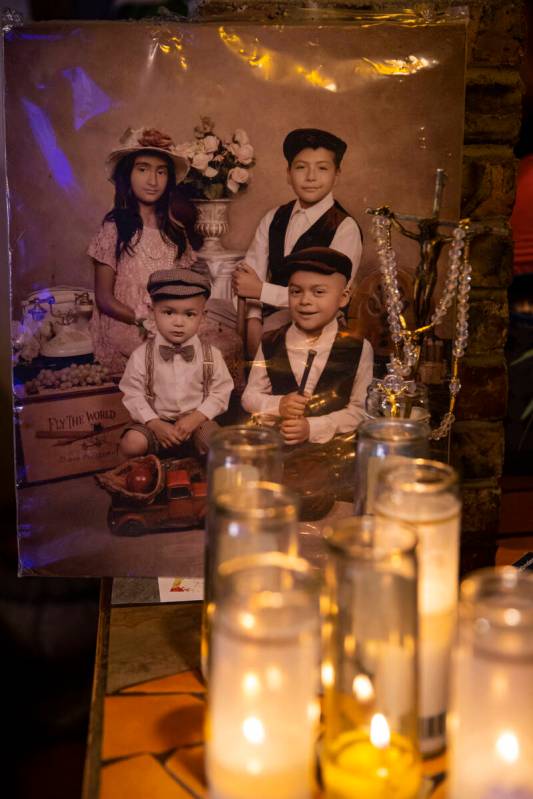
[{"left": 108, "top": 458, "right": 207, "bottom": 535}]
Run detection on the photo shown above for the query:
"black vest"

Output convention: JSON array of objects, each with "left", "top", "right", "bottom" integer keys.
[
  {"left": 267, "top": 199, "right": 355, "bottom": 288},
  {"left": 262, "top": 324, "right": 364, "bottom": 417}
]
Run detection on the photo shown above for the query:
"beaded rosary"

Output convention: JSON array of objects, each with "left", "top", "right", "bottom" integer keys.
[{"left": 367, "top": 169, "right": 500, "bottom": 440}]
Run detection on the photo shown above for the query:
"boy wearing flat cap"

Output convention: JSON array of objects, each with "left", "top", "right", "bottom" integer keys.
[
  {"left": 242, "top": 247, "right": 372, "bottom": 447},
  {"left": 232, "top": 128, "right": 363, "bottom": 355},
  {"left": 119, "top": 268, "right": 233, "bottom": 458}
]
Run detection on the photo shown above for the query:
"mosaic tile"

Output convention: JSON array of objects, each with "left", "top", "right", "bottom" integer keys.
[
  {"left": 165, "top": 744, "right": 207, "bottom": 798},
  {"left": 102, "top": 694, "right": 204, "bottom": 760},
  {"left": 121, "top": 670, "right": 205, "bottom": 695},
  {"left": 100, "top": 754, "right": 194, "bottom": 798}
]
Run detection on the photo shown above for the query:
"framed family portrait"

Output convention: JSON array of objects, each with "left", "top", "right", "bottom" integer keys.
[{"left": 4, "top": 14, "right": 467, "bottom": 576}]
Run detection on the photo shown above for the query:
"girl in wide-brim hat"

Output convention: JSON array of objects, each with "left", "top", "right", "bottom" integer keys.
[
  {"left": 87, "top": 126, "right": 201, "bottom": 374},
  {"left": 105, "top": 126, "right": 190, "bottom": 183}
]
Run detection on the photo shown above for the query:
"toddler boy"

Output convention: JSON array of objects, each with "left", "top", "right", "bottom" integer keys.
[{"left": 119, "top": 268, "right": 233, "bottom": 457}]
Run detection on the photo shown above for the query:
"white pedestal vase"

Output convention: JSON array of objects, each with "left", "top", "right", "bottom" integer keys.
[
  {"left": 192, "top": 199, "right": 244, "bottom": 301},
  {"left": 192, "top": 198, "right": 246, "bottom": 392}
]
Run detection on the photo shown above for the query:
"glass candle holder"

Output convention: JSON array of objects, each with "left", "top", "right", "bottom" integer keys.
[
  {"left": 448, "top": 567, "right": 533, "bottom": 799},
  {"left": 206, "top": 552, "right": 320, "bottom": 799},
  {"left": 374, "top": 459, "right": 461, "bottom": 756},
  {"left": 365, "top": 379, "right": 430, "bottom": 423},
  {"left": 203, "top": 426, "right": 284, "bottom": 673},
  {"left": 207, "top": 425, "right": 283, "bottom": 498},
  {"left": 321, "top": 515, "right": 422, "bottom": 799},
  {"left": 203, "top": 481, "right": 299, "bottom": 677},
  {"left": 353, "top": 418, "right": 430, "bottom": 515},
  {"left": 209, "top": 481, "right": 299, "bottom": 583}
]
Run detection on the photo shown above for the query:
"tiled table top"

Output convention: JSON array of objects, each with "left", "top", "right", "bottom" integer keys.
[{"left": 82, "top": 579, "right": 449, "bottom": 799}]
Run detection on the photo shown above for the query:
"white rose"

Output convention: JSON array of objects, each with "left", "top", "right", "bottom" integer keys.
[
  {"left": 192, "top": 152, "right": 210, "bottom": 171},
  {"left": 233, "top": 128, "right": 249, "bottom": 145},
  {"left": 175, "top": 141, "right": 196, "bottom": 160},
  {"left": 227, "top": 166, "right": 249, "bottom": 193},
  {"left": 203, "top": 134, "right": 219, "bottom": 154},
  {"left": 235, "top": 143, "right": 254, "bottom": 165},
  {"left": 204, "top": 166, "right": 219, "bottom": 178}
]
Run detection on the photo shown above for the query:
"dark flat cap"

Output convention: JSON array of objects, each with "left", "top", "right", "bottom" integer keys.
[
  {"left": 147, "top": 268, "right": 211, "bottom": 299},
  {"left": 283, "top": 128, "right": 347, "bottom": 165},
  {"left": 283, "top": 247, "right": 352, "bottom": 283}
]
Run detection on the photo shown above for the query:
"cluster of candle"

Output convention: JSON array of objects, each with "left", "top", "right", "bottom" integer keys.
[{"left": 202, "top": 424, "right": 533, "bottom": 799}]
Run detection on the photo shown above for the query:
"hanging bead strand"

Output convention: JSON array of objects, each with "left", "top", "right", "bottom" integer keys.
[{"left": 372, "top": 212, "right": 473, "bottom": 440}]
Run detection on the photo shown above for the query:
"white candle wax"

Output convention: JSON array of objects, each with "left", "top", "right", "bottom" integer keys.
[
  {"left": 212, "top": 463, "right": 259, "bottom": 496},
  {"left": 449, "top": 647, "right": 533, "bottom": 798},
  {"left": 207, "top": 606, "right": 319, "bottom": 799},
  {"left": 374, "top": 641, "right": 416, "bottom": 723},
  {"left": 366, "top": 455, "right": 412, "bottom": 513},
  {"left": 215, "top": 482, "right": 298, "bottom": 566},
  {"left": 375, "top": 487, "right": 460, "bottom": 753}
]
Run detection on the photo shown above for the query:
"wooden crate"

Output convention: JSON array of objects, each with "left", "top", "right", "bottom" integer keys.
[{"left": 15, "top": 383, "right": 130, "bottom": 484}]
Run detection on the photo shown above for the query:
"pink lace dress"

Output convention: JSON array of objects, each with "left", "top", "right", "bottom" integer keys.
[{"left": 88, "top": 221, "right": 196, "bottom": 374}]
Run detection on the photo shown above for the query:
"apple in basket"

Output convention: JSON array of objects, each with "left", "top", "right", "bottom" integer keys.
[{"left": 126, "top": 463, "right": 156, "bottom": 494}]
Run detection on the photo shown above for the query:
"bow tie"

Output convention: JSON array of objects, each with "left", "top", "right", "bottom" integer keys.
[{"left": 159, "top": 343, "right": 195, "bottom": 363}]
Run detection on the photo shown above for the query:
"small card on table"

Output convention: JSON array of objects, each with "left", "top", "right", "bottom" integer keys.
[{"left": 158, "top": 578, "right": 204, "bottom": 603}]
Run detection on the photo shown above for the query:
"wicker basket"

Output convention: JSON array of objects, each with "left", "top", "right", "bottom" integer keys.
[{"left": 95, "top": 454, "right": 164, "bottom": 505}]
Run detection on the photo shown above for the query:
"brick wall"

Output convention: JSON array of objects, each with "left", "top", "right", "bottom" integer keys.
[{"left": 455, "top": 0, "right": 524, "bottom": 572}]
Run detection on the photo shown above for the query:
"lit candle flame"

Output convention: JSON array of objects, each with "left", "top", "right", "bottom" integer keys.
[
  {"left": 307, "top": 700, "right": 321, "bottom": 723},
  {"left": 503, "top": 608, "right": 521, "bottom": 626},
  {"left": 370, "top": 713, "right": 391, "bottom": 749},
  {"left": 352, "top": 673, "right": 375, "bottom": 703},
  {"left": 496, "top": 731, "right": 520, "bottom": 764},
  {"left": 239, "top": 611, "right": 255, "bottom": 630},
  {"left": 242, "top": 716, "right": 265, "bottom": 745},
  {"left": 321, "top": 660, "right": 335, "bottom": 687},
  {"left": 228, "top": 522, "right": 240, "bottom": 538},
  {"left": 242, "top": 672, "right": 260, "bottom": 697}
]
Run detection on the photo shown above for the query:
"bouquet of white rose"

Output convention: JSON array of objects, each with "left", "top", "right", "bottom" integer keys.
[{"left": 176, "top": 116, "right": 255, "bottom": 200}]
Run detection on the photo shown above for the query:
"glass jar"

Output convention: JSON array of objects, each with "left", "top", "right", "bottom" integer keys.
[
  {"left": 353, "top": 418, "right": 430, "bottom": 515},
  {"left": 206, "top": 551, "right": 320, "bottom": 799},
  {"left": 207, "top": 425, "right": 283, "bottom": 499},
  {"left": 321, "top": 516, "right": 422, "bottom": 799},
  {"left": 374, "top": 459, "right": 461, "bottom": 756},
  {"left": 448, "top": 567, "right": 533, "bottom": 799},
  {"left": 208, "top": 480, "right": 299, "bottom": 588},
  {"left": 203, "top": 426, "right": 284, "bottom": 673},
  {"left": 365, "top": 378, "right": 430, "bottom": 423},
  {"left": 203, "top": 480, "right": 298, "bottom": 678}
]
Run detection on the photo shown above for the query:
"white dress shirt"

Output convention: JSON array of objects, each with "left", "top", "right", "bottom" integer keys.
[
  {"left": 241, "top": 318, "right": 373, "bottom": 444},
  {"left": 243, "top": 192, "right": 363, "bottom": 319},
  {"left": 119, "top": 332, "right": 234, "bottom": 424}
]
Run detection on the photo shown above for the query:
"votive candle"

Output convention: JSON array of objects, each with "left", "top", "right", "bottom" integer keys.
[
  {"left": 206, "top": 552, "right": 320, "bottom": 799},
  {"left": 374, "top": 459, "right": 460, "bottom": 756},
  {"left": 321, "top": 516, "right": 422, "bottom": 799},
  {"left": 448, "top": 567, "right": 533, "bottom": 798}
]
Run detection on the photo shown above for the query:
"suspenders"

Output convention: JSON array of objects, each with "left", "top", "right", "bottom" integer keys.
[{"left": 144, "top": 337, "right": 214, "bottom": 410}]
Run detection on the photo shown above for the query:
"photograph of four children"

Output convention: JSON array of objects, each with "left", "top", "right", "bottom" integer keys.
[
  {"left": 6, "top": 20, "right": 466, "bottom": 573},
  {"left": 97, "top": 126, "right": 373, "bottom": 468}
]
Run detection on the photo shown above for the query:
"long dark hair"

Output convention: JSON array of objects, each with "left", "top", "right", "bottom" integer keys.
[{"left": 104, "top": 149, "right": 202, "bottom": 261}]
